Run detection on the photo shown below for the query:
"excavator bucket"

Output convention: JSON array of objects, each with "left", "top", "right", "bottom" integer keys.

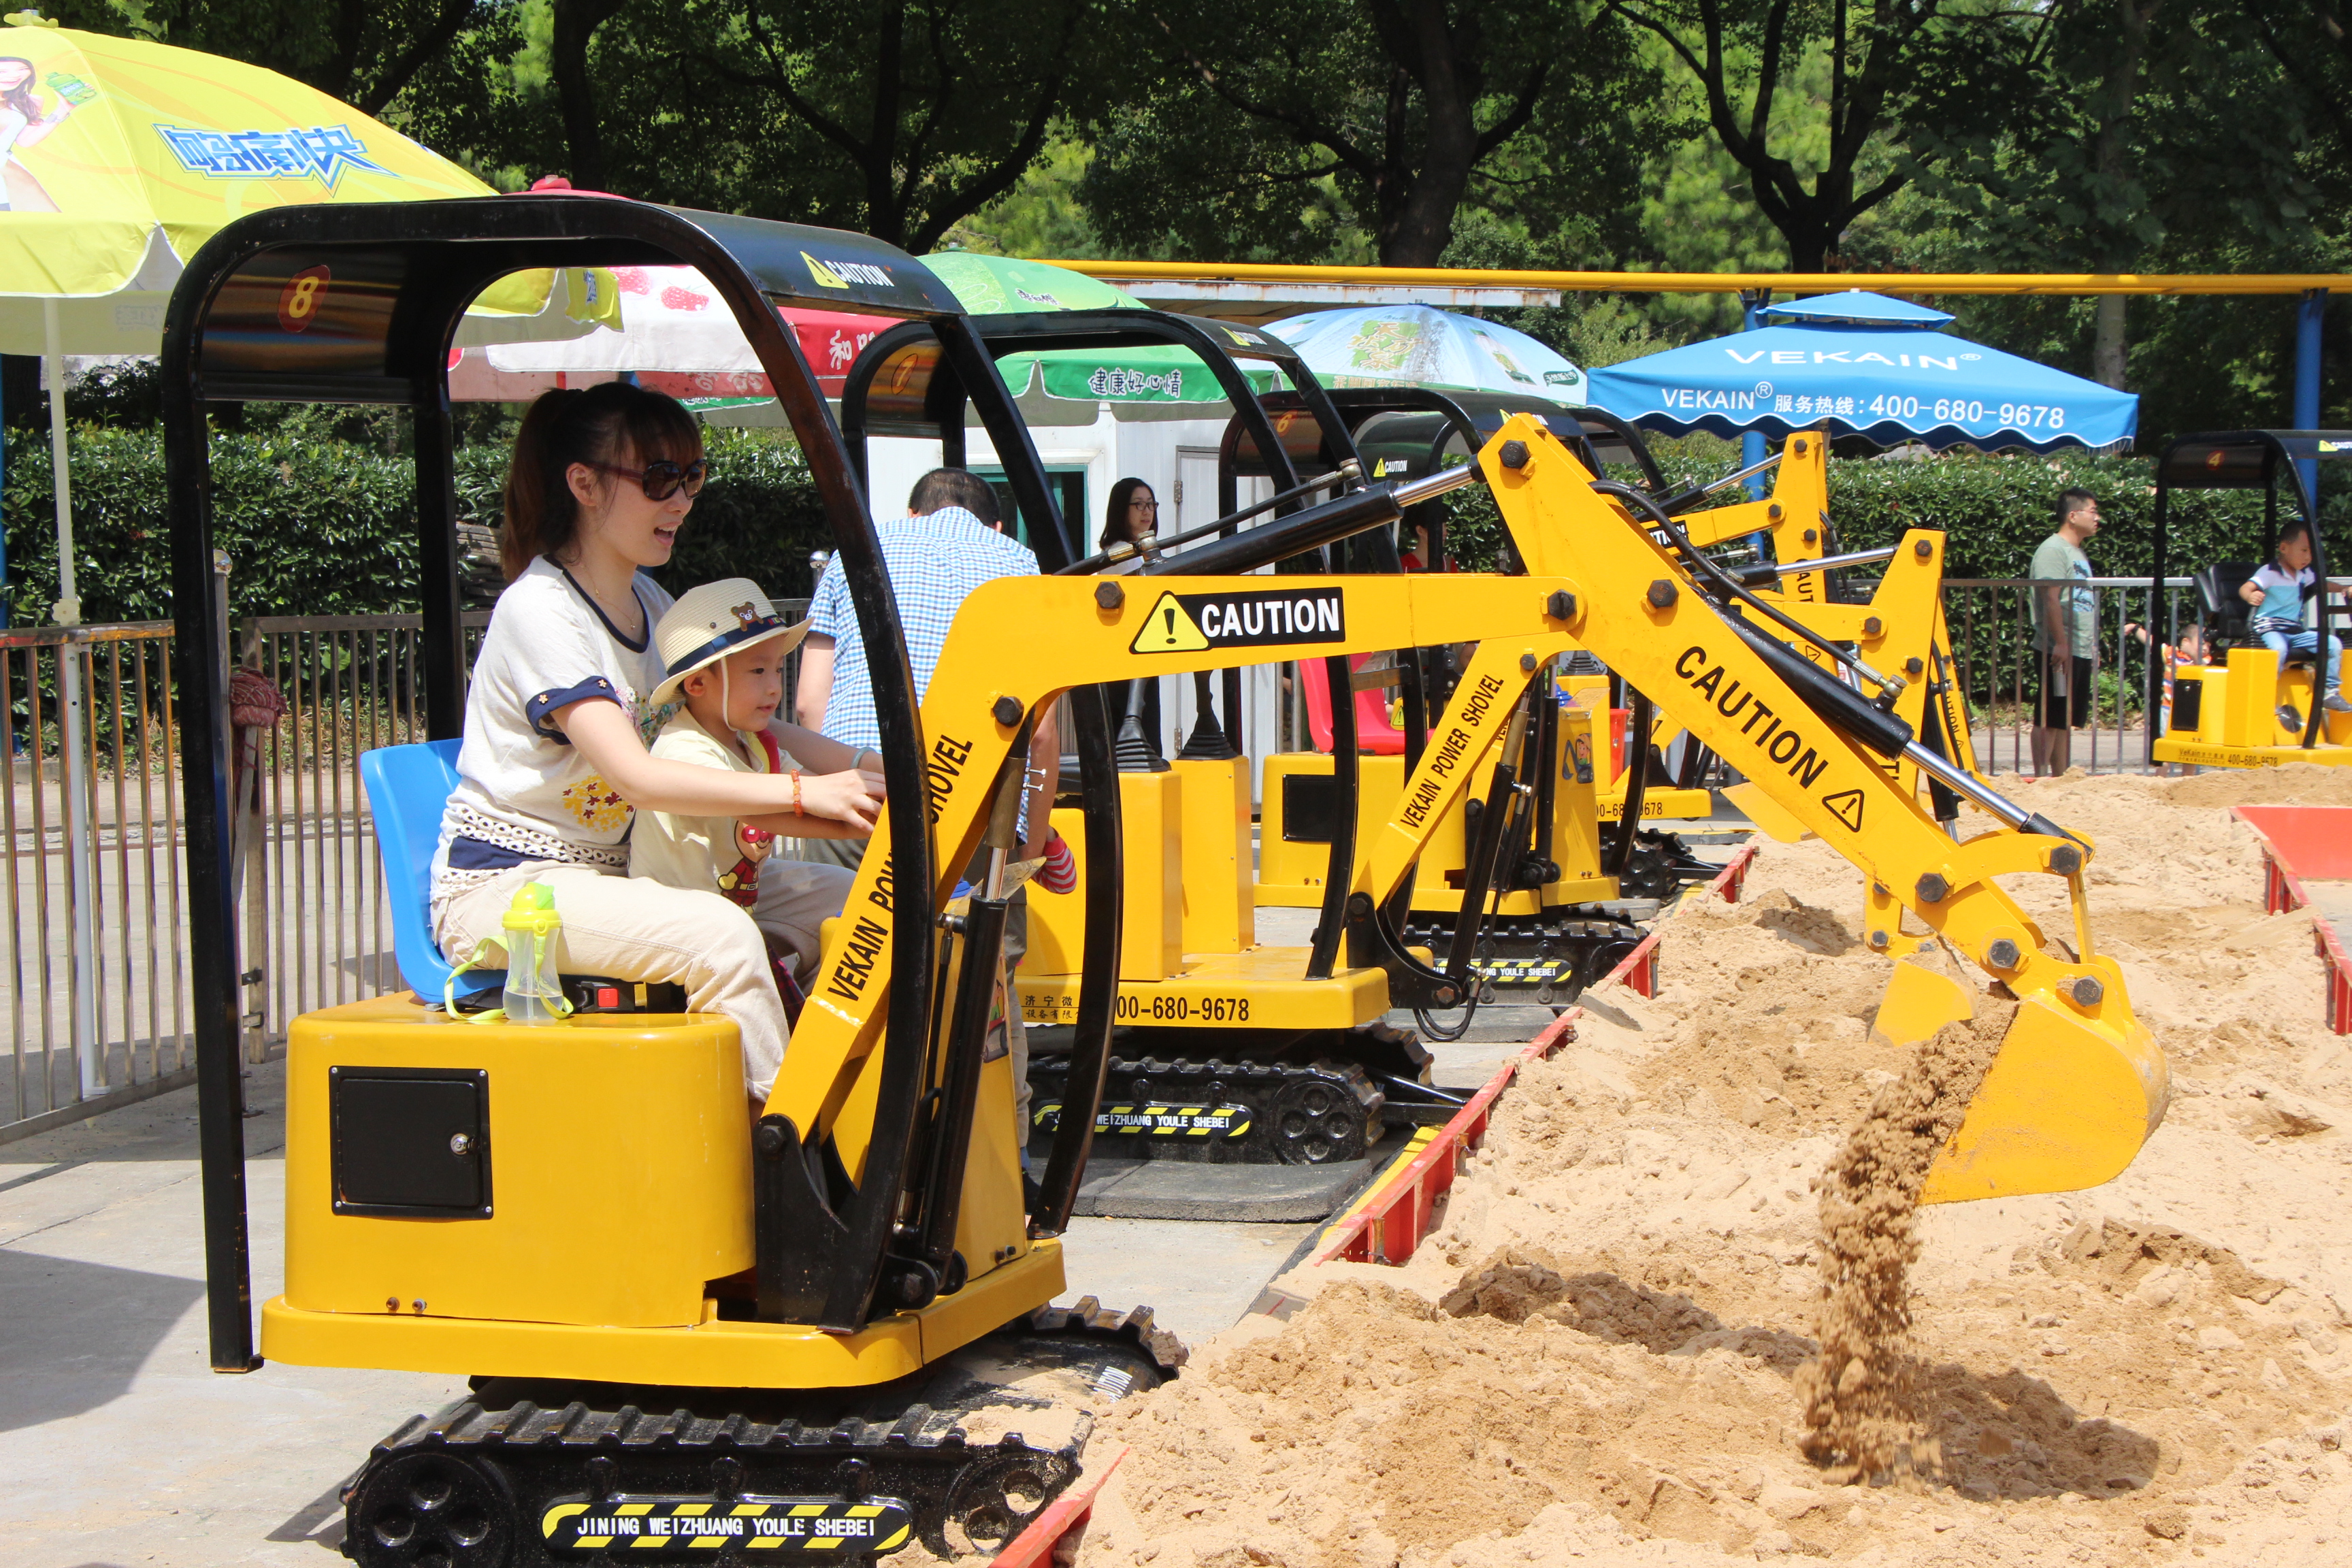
[{"left": 1869, "top": 960, "right": 2170, "bottom": 1205}]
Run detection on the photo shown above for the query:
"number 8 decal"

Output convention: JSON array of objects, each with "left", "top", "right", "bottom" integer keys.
[{"left": 276, "top": 265, "right": 332, "bottom": 333}]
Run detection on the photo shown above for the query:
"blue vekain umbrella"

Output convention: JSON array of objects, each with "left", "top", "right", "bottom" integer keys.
[{"left": 1584, "top": 291, "right": 2138, "bottom": 452}]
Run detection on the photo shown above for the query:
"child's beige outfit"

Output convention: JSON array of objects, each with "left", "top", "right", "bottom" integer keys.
[{"left": 630, "top": 710, "right": 855, "bottom": 980}]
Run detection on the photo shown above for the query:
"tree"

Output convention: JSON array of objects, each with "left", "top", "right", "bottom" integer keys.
[
  {"left": 1603, "top": 0, "right": 2012, "bottom": 271},
  {"left": 1878, "top": 0, "right": 2328, "bottom": 398},
  {"left": 2243, "top": 0, "right": 2352, "bottom": 149},
  {"left": 702, "top": 0, "right": 1092, "bottom": 250},
  {"left": 46, "top": 0, "right": 509, "bottom": 118},
  {"left": 551, "top": 0, "right": 630, "bottom": 193},
  {"left": 1078, "top": 0, "right": 1669, "bottom": 267},
  {"left": 506, "top": 0, "right": 1113, "bottom": 250}
]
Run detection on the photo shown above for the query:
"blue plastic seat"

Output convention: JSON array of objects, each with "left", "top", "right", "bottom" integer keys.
[{"left": 361, "top": 738, "right": 503, "bottom": 1006}]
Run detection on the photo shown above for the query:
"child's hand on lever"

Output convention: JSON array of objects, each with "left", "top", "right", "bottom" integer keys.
[{"left": 800, "top": 767, "right": 885, "bottom": 833}]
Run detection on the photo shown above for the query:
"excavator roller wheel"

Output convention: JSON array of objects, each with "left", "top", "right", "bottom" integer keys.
[
  {"left": 344, "top": 1450, "right": 515, "bottom": 1567},
  {"left": 1269, "top": 1073, "right": 1379, "bottom": 1164},
  {"left": 940, "top": 1444, "right": 1079, "bottom": 1555}
]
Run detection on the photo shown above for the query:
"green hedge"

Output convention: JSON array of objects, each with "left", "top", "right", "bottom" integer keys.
[
  {"left": 8, "top": 423, "right": 2338, "bottom": 631},
  {"left": 1446, "top": 447, "right": 2339, "bottom": 581},
  {"left": 0, "top": 425, "right": 832, "bottom": 627}
]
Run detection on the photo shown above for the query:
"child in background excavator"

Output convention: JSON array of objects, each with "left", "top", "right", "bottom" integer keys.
[
  {"left": 630, "top": 580, "right": 859, "bottom": 1020},
  {"left": 2237, "top": 519, "right": 2352, "bottom": 726}
]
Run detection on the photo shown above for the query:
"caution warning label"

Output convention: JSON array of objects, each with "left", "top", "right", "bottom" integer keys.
[
  {"left": 1821, "top": 788, "right": 1865, "bottom": 832},
  {"left": 1130, "top": 587, "right": 1345, "bottom": 655}
]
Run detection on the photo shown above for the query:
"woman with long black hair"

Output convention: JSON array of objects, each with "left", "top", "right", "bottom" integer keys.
[
  {"left": 1100, "top": 476, "right": 1159, "bottom": 553},
  {"left": 1099, "top": 478, "right": 1162, "bottom": 744},
  {"left": 429, "top": 383, "right": 879, "bottom": 1102}
]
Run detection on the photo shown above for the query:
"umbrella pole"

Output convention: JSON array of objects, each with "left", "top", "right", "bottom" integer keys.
[{"left": 45, "top": 300, "right": 101, "bottom": 1099}]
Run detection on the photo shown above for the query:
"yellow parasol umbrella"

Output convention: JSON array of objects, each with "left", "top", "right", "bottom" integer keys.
[
  {"left": 0, "top": 11, "right": 621, "bottom": 613},
  {"left": 0, "top": 12, "right": 618, "bottom": 1090},
  {"left": 0, "top": 12, "right": 615, "bottom": 350}
]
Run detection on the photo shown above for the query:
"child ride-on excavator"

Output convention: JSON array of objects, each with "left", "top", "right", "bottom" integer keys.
[
  {"left": 169, "top": 197, "right": 1205, "bottom": 1565},
  {"left": 170, "top": 203, "right": 2168, "bottom": 1566},
  {"left": 2146, "top": 431, "right": 2352, "bottom": 769}
]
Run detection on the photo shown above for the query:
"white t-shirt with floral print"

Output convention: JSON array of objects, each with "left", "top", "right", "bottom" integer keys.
[{"left": 430, "top": 557, "right": 676, "bottom": 905}]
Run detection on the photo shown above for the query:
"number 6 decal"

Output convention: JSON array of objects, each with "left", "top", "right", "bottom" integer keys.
[{"left": 277, "top": 265, "right": 331, "bottom": 333}]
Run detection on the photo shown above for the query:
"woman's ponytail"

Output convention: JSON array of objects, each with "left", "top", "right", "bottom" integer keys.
[
  {"left": 498, "top": 383, "right": 703, "bottom": 581},
  {"left": 500, "top": 388, "right": 587, "bottom": 580}
]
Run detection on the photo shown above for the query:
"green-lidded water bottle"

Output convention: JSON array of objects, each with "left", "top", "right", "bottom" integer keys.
[{"left": 500, "top": 882, "right": 570, "bottom": 1024}]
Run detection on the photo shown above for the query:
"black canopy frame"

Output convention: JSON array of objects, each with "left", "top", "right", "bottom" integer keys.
[
  {"left": 839, "top": 309, "right": 1377, "bottom": 978},
  {"left": 2151, "top": 430, "right": 2349, "bottom": 754},
  {"left": 162, "top": 195, "right": 1110, "bottom": 1367}
]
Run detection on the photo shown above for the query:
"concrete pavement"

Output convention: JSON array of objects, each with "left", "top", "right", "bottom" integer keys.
[{"left": 0, "top": 1057, "right": 1314, "bottom": 1567}]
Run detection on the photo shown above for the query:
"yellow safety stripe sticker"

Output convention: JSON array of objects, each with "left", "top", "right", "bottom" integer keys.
[
  {"left": 541, "top": 1496, "right": 916, "bottom": 1556},
  {"left": 1033, "top": 1101, "right": 1252, "bottom": 1138}
]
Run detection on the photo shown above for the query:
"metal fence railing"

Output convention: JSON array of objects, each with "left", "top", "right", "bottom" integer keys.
[
  {"left": 1944, "top": 576, "right": 2195, "bottom": 777},
  {"left": 0, "top": 574, "right": 2209, "bottom": 1144},
  {"left": 0, "top": 621, "right": 191, "bottom": 1140},
  {"left": 234, "top": 612, "right": 489, "bottom": 1052}
]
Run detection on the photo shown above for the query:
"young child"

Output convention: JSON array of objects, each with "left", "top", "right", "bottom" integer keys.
[
  {"left": 2123, "top": 619, "right": 2208, "bottom": 773},
  {"left": 2238, "top": 520, "right": 2352, "bottom": 724},
  {"left": 631, "top": 580, "right": 859, "bottom": 1013}
]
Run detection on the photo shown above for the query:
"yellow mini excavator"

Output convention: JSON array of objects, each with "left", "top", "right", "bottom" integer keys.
[
  {"left": 172, "top": 202, "right": 2168, "bottom": 1568},
  {"left": 2147, "top": 431, "right": 2352, "bottom": 769}
]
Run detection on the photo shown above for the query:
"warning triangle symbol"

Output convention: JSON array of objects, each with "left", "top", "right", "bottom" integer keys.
[
  {"left": 1820, "top": 788, "right": 1865, "bottom": 832},
  {"left": 802, "top": 250, "right": 850, "bottom": 289},
  {"left": 1130, "top": 592, "right": 1211, "bottom": 653}
]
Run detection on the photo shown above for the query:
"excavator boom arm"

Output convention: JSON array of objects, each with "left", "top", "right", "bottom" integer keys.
[{"left": 1484, "top": 416, "right": 2166, "bottom": 1202}]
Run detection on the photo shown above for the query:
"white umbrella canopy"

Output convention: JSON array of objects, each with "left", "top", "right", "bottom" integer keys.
[
  {"left": 1264, "top": 304, "right": 1588, "bottom": 404},
  {"left": 459, "top": 264, "right": 898, "bottom": 419}
]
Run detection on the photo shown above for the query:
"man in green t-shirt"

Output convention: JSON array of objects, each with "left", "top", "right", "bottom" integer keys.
[{"left": 2029, "top": 487, "right": 2102, "bottom": 777}]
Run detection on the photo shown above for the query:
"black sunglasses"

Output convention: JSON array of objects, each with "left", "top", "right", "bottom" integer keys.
[{"left": 587, "top": 457, "right": 708, "bottom": 501}]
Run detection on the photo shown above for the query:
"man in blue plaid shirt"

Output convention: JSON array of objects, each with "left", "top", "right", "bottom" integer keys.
[
  {"left": 793, "top": 468, "right": 1060, "bottom": 871},
  {"left": 795, "top": 468, "right": 1064, "bottom": 1171}
]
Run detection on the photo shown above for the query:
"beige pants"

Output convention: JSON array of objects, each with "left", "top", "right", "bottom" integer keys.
[
  {"left": 751, "top": 857, "right": 858, "bottom": 978},
  {"left": 434, "top": 864, "right": 797, "bottom": 1099}
]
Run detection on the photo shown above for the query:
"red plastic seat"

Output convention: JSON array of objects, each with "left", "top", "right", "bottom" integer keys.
[{"left": 1300, "top": 655, "right": 1408, "bottom": 754}]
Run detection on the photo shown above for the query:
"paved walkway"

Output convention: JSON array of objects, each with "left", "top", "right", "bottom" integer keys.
[{"left": 0, "top": 1057, "right": 1315, "bottom": 1567}]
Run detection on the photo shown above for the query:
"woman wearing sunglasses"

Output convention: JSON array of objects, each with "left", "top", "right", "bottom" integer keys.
[{"left": 428, "top": 383, "right": 882, "bottom": 1105}]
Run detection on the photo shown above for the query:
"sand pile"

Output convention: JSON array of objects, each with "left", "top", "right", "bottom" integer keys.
[{"left": 1085, "top": 765, "right": 2352, "bottom": 1566}]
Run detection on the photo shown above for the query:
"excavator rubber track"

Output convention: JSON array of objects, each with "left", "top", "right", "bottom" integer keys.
[
  {"left": 338, "top": 1301, "right": 1183, "bottom": 1567},
  {"left": 1617, "top": 829, "right": 1733, "bottom": 902},
  {"left": 1394, "top": 909, "right": 1650, "bottom": 1007},
  {"left": 1028, "top": 1048, "right": 1397, "bottom": 1165}
]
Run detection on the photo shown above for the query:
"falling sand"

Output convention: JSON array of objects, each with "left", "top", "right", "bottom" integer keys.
[
  {"left": 1073, "top": 764, "right": 2352, "bottom": 1566},
  {"left": 1795, "top": 1002, "right": 2011, "bottom": 1479}
]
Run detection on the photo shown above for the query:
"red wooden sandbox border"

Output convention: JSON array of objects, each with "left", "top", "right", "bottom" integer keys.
[{"left": 2233, "top": 805, "right": 2352, "bottom": 1036}]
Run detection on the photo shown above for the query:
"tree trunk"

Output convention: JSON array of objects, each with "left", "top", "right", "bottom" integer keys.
[
  {"left": 552, "top": 0, "right": 627, "bottom": 193},
  {"left": 2092, "top": 297, "right": 2129, "bottom": 389},
  {"left": 1374, "top": 2, "right": 1480, "bottom": 266},
  {"left": 2088, "top": 0, "right": 2157, "bottom": 389}
]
